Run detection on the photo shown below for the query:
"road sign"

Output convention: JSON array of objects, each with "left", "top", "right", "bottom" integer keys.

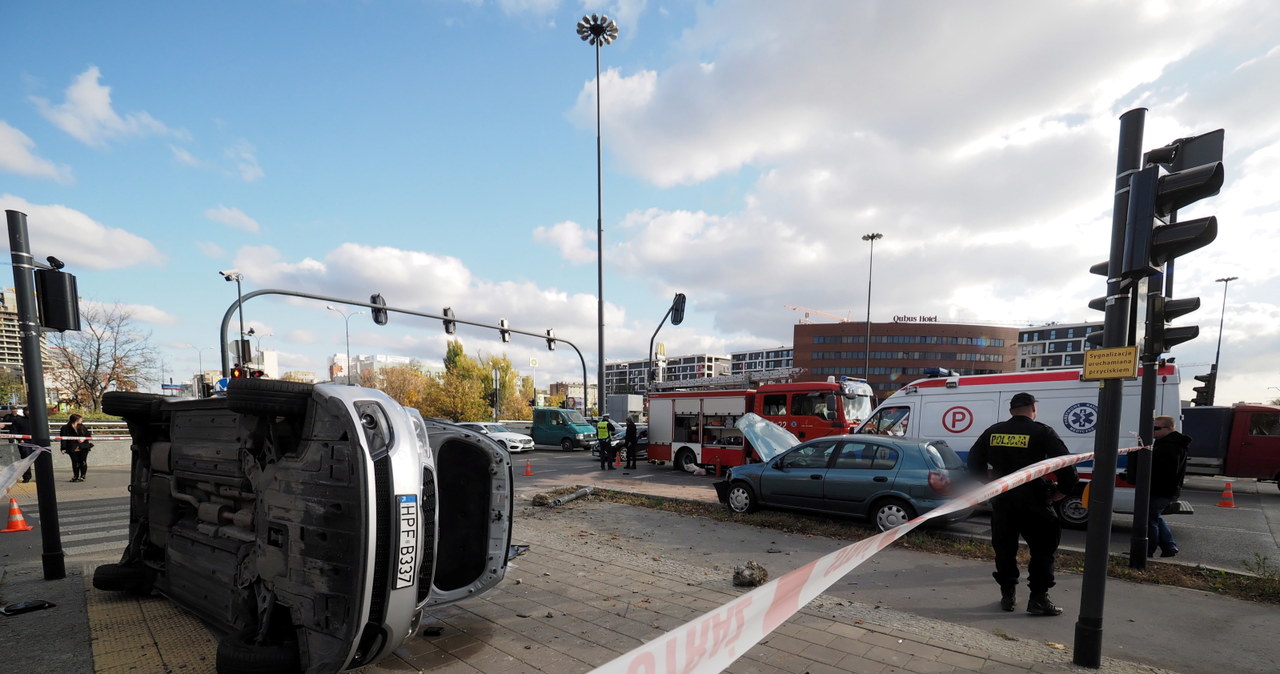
[{"left": 1082, "top": 346, "right": 1139, "bottom": 381}]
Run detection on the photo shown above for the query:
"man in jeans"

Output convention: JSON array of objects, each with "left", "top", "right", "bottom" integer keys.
[{"left": 1143, "top": 416, "right": 1190, "bottom": 558}]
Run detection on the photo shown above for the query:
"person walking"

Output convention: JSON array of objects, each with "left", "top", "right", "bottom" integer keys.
[
  {"left": 7, "top": 407, "right": 34, "bottom": 483},
  {"left": 624, "top": 417, "right": 639, "bottom": 469},
  {"left": 60, "top": 413, "right": 93, "bottom": 482},
  {"left": 967, "top": 392, "right": 1079, "bottom": 616},
  {"left": 597, "top": 414, "right": 615, "bottom": 470},
  {"left": 1133, "top": 415, "right": 1190, "bottom": 558}
]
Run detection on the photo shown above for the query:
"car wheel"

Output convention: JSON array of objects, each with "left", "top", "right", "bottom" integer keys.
[
  {"left": 216, "top": 627, "right": 301, "bottom": 674},
  {"left": 726, "top": 483, "right": 758, "bottom": 514},
  {"left": 1055, "top": 494, "right": 1089, "bottom": 530},
  {"left": 561, "top": 438, "right": 574, "bottom": 452},
  {"left": 674, "top": 448, "right": 696, "bottom": 472},
  {"left": 873, "top": 498, "right": 917, "bottom": 532},
  {"left": 226, "top": 378, "right": 313, "bottom": 418},
  {"left": 102, "top": 392, "right": 164, "bottom": 419}
]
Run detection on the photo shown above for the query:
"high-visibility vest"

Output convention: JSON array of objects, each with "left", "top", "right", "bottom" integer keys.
[{"left": 597, "top": 420, "right": 610, "bottom": 439}]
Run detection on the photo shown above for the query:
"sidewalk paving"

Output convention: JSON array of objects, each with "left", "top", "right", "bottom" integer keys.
[{"left": 2, "top": 465, "right": 1272, "bottom": 673}]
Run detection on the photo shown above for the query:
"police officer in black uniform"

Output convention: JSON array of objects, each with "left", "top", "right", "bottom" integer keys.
[{"left": 967, "top": 392, "right": 1079, "bottom": 616}]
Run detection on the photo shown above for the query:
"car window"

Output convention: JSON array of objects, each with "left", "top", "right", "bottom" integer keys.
[
  {"left": 488, "top": 425, "right": 510, "bottom": 433},
  {"left": 761, "top": 394, "right": 787, "bottom": 416},
  {"left": 924, "top": 441, "right": 964, "bottom": 470},
  {"left": 869, "top": 445, "right": 899, "bottom": 470},
  {"left": 780, "top": 440, "right": 836, "bottom": 469},
  {"left": 833, "top": 441, "right": 875, "bottom": 469},
  {"left": 859, "top": 405, "right": 910, "bottom": 436},
  {"left": 835, "top": 442, "right": 899, "bottom": 471}
]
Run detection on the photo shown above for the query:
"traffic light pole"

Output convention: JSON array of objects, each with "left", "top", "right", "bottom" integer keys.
[
  {"left": 1074, "top": 107, "right": 1146, "bottom": 668},
  {"left": 218, "top": 289, "right": 590, "bottom": 409},
  {"left": 1129, "top": 280, "right": 1160, "bottom": 569}
]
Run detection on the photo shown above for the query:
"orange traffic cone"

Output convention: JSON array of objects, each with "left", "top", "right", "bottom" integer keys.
[
  {"left": 1217, "top": 482, "right": 1238, "bottom": 508},
  {"left": 3, "top": 498, "right": 33, "bottom": 533},
  {"left": 523, "top": 460, "right": 534, "bottom": 477}
]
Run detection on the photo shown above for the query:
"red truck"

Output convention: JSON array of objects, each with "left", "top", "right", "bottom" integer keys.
[
  {"left": 647, "top": 378, "right": 874, "bottom": 474},
  {"left": 1182, "top": 403, "right": 1280, "bottom": 488}
]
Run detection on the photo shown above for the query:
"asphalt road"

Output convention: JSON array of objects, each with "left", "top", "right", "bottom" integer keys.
[{"left": 514, "top": 449, "right": 1280, "bottom": 575}]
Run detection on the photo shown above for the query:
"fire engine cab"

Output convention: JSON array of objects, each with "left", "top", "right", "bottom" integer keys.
[
  {"left": 854, "top": 365, "right": 1182, "bottom": 528},
  {"left": 647, "top": 378, "right": 874, "bottom": 475}
]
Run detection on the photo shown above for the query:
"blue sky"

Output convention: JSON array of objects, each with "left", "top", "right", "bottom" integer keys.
[{"left": 3, "top": 1, "right": 1279, "bottom": 405}]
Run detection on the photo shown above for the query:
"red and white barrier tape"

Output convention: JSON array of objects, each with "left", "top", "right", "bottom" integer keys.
[
  {"left": 0, "top": 433, "right": 131, "bottom": 441},
  {"left": 589, "top": 445, "right": 1145, "bottom": 674}
]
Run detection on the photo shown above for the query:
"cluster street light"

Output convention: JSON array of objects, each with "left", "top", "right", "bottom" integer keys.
[
  {"left": 862, "top": 233, "right": 884, "bottom": 389},
  {"left": 327, "top": 305, "right": 363, "bottom": 384},
  {"left": 577, "top": 13, "right": 618, "bottom": 416}
]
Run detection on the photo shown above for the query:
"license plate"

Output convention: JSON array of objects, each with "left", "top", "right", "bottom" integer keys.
[{"left": 395, "top": 494, "right": 418, "bottom": 589}]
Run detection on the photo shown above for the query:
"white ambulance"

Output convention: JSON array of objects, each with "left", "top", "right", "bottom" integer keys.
[{"left": 854, "top": 365, "right": 1182, "bottom": 528}]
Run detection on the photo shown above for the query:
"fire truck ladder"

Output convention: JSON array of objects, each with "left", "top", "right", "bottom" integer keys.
[{"left": 649, "top": 367, "right": 807, "bottom": 392}]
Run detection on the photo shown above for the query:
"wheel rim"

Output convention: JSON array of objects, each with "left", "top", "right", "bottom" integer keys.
[
  {"left": 877, "top": 503, "right": 911, "bottom": 531},
  {"left": 1060, "top": 497, "right": 1088, "bottom": 523},
  {"left": 728, "top": 486, "right": 751, "bottom": 512},
  {"left": 677, "top": 451, "right": 694, "bottom": 471}
]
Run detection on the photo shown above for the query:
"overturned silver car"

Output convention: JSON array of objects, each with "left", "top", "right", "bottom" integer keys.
[{"left": 93, "top": 379, "right": 513, "bottom": 673}]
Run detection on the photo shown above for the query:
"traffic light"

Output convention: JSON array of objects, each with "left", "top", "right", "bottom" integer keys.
[
  {"left": 1120, "top": 156, "right": 1223, "bottom": 279},
  {"left": 249, "top": 369, "right": 266, "bottom": 378},
  {"left": 1146, "top": 295, "right": 1200, "bottom": 356},
  {"left": 370, "top": 293, "right": 388, "bottom": 326},
  {"left": 230, "top": 365, "right": 245, "bottom": 379},
  {"left": 442, "top": 307, "right": 457, "bottom": 334},
  {"left": 499, "top": 318, "right": 511, "bottom": 343},
  {"left": 1192, "top": 368, "right": 1216, "bottom": 406},
  {"left": 545, "top": 328, "right": 555, "bottom": 351},
  {"left": 485, "top": 390, "right": 497, "bottom": 407},
  {"left": 671, "top": 293, "right": 687, "bottom": 325}
]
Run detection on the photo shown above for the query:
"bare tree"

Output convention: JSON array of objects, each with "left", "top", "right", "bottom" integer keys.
[{"left": 47, "top": 302, "right": 157, "bottom": 411}]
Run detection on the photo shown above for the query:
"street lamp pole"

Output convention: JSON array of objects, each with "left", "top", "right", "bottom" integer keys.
[
  {"left": 578, "top": 13, "right": 618, "bottom": 417},
  {"left": 219, "top": 270, "right": 246, "bottom": 364},
  {"left": 1213, "top": 276, "right": 1238, "bottom": 387},
  {"left": 862, "top": 233, "right": 883, "bottom": 391},
  {"left": 327, "top": 305, "right": 363, "bottom": 384},
  {"left": 187, "top": 344, "right": 212, "bottom": 398}
]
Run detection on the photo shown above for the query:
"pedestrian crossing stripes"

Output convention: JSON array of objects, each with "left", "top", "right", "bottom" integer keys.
[{"left": 20, "top": 498, "right": 131, "bottom": 560}]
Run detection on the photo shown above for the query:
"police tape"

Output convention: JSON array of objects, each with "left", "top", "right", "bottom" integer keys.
[
  {"left": 588, "top": 444, "right": 1146, "bottom": 674},
  {"left": 0, "top": 433, "right": 132, "bottom": 441}
]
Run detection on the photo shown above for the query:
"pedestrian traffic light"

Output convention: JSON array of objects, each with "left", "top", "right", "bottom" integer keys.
[
  {"left": 1146, "top": 295, "right": 1200, "bottom": 355},
  {"left": 442, "top": 307, "right": 456, "bottom": 334},
  {"left": 370, "top": 293, "right": 388, "bottom": 326},
  {"left": 1192, "top": 368, "right": 1216, "bottom": 406},
  {"left": 1120, "top": 158, "right": 1223, "bottom": 279},
  {"left": 249, "top": 369, "right": 266, "bottom": 378},
  {"left": 545, "top": 328, "right": 555, "bottom": 351},
  {"left": 499, "top": 319, "right": 511, "bottom": 343},
  {"left": 671, "top": 293, "right": 687, "bottom": 325}
]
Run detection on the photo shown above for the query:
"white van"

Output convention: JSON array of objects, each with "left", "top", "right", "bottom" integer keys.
[{"left": 855, "top": 365, "right": 1182, "bottom": 528}]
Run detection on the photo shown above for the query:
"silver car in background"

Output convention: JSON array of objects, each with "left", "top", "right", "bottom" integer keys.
[{"left": 93, "top": 379, "right": 513, "bottom": 674}]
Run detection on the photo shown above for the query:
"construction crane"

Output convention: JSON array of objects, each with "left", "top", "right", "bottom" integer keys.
[{"left": 784, "top": 305, "right": 851, "bottom": 324}]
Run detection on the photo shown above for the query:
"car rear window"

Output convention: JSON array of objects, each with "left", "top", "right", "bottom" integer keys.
[{"left": 924, "top": 441, "right": 965, "bottom": 470}]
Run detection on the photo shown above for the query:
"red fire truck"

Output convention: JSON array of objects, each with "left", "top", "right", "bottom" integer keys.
[{"left": 647, "top": 378, "right": 874, "bottom": 474}]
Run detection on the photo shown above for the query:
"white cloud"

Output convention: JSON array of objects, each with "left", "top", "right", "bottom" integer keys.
[
  {"left": 170, "top": 144, "right": 201, "bottom": 167},
  {"left": 0, "top": 195, "right": 164, "bottom": 269},
  {"left": 532, "top": 219, "right": 595, "bottom": 262},
  {"left": 0, "top": 120, "right": 72, "bottom": 182},
  {"left": 225, "top": 141, "right": 264, "bottom": 182},
  {"left": 204, "top": 205, "right": 261, "bottom": 234},
  {"left": 30, "top": 66, "right": 185, "bottom": 147},
  {"left": 81, "top": 299, "right": 177, "bottom": 326}
]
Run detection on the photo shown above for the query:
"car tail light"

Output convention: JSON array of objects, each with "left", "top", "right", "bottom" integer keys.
[{"left": 928, "top": 471, "right": 950, "bottom": 496}]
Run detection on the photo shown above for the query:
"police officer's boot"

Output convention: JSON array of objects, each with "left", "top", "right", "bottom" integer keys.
[
  {"left": 999, "top": 587, "right": 1016, "bottom": 612},
  {"left": 1026, "top": 593, "right": 1063, "bottom": 616}
]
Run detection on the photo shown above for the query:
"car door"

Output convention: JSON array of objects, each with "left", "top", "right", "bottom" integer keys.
[
  {"left": 822, "top": 440, "right": 904, "bottom": 515},
  {"left": 759, "top": 439, "right": 837, "bottom": 509}
]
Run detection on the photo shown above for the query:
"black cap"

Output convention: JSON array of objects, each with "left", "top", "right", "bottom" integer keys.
[{"left": 1010, "top": 392, "right": 1037, "bottom": 408}]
